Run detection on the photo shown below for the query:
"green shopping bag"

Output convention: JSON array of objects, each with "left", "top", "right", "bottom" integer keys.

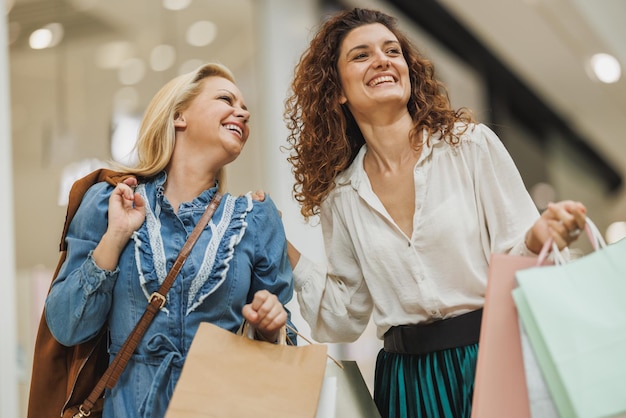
[{"left": 512, "top": 220, "right": 626, "bottom": 418}]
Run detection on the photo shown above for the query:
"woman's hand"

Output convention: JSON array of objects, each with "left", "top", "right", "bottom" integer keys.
[
  {"left": 93, "top": 177, "right": 146, "bottom": 271},
  {"left": 242, "top": 290, "right": 288, "bottom": 343},
  {"left": 525, "top": 200, "right": 587, "bottom": 253},
  {"left": 106, "top": 177, "right": 146, "bottom": 242},
  {"left": 250, "top": 189, "right": 265, "bottom": 201}
]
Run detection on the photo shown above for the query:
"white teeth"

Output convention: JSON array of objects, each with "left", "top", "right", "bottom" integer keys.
[
  {"left": 368, "top": 75, "right": 395, "bottom": 87},
  {"left": 223, "top": 124, "right": 242, "bottom": 137}
]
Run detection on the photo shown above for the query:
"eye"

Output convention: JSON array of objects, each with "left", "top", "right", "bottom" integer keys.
[
  {"left": 218, "top": 95, "right": 234, "bottom": 104},
  {"left": 386, "top": 47, "right": 401, "bottom": 55},
  {"left": 349, "top": 50, "right": 369, "bottom": 61}
]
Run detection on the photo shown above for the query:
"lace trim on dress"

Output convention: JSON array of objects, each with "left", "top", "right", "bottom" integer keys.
[
  {"left": 132, "top": 185, "right": 252, "bottom": 315},
  {"left": 186, "top": 193, "right": 252, "bottom": 314},
  {"left": 135, "top": 184, "right": 170, "bottom": 311}
]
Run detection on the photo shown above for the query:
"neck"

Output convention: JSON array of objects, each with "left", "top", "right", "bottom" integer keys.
[
  {"left": 164, "top": 163, "right": 218, "bottom": 211},
  {"left": 357, "top": 112, "right": 420, "bottom": 172}
]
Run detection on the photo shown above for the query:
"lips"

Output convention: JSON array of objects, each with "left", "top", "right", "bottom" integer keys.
[
  {"left": 368, "top": 75, "right": 396, "bottom": 87},
  {"left": 223, "top": 123, "right": 243, "bottom": 138}
]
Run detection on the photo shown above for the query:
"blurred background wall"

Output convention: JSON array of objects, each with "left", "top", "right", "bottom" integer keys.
[{"left": 2, "top": 0, "right": 625, "bottom": 416}]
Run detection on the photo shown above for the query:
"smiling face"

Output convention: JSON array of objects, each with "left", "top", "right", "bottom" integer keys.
[
  {"left": 174, "top": 76, "right": 250, "bottom": 162},
  {"left": 337, "top": 23, "right": 411, "bottom": 116}
]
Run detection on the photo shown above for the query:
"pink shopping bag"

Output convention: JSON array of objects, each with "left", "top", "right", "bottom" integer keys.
[{"left": 471, "top": 253, "right": 551, "bottom": 418}]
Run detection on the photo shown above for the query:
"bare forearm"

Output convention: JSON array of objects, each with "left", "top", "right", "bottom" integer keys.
[
  {"left": 287, "top": 241, "right": 301, "bottom": 270},
  {"left": 92, "top": 231, "right": 130, "bottom": 271}
]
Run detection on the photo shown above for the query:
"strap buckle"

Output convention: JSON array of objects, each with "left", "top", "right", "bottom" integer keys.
[
  {"left": 149, "top": 292, "right": 166, "bottom": 309},
  {"left": 73, "top": 405, "right": 91, "bottom": 417}
]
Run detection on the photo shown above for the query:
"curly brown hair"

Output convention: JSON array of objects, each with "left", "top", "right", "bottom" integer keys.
[{"left": 285, "top": 8, "right": 474, "bottom": 219}]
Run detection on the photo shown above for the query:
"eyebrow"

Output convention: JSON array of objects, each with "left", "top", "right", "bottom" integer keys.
[
  {"left": 345, "top": 39, "right": 401, "bottom": 57},
  {"left": 217, "top": 89, "right": 248, "bottom": 111}
]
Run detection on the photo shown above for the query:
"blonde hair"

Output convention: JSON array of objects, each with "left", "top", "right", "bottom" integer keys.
[{"left": 115, "top": 63, "right": 235, "bottom": 188}]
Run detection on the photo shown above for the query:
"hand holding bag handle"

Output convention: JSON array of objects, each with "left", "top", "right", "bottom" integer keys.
[
  {"left": 67, "top": 192, "right": 223, "bottom": 418},
  {"left": 536, "top": 216, "right": 606, "bottom": 266},
  {"left": 239, "top": 320, "right": 343, "bottom": 369}
]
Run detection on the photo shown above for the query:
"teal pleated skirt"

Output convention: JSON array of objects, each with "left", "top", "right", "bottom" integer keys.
[{"left": 373, "top": 343, "right": 478, "bottom": 418}]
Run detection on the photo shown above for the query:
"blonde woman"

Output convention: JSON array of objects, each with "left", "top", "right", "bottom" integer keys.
[{"left": 44, "top": 63, "right": 294, "bottom": 417}]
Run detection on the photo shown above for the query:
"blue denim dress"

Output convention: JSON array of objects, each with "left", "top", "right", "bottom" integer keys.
[{"left": 45, "top": 172, "right": 295, "bottom": 418}]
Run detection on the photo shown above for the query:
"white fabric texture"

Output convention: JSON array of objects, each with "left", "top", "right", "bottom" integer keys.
[{"left": 293, "top": 123, "right": 541, "bottom": 342}]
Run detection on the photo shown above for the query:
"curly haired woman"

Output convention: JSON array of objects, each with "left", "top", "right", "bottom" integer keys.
[{"left": 284, "top": 8, "right": 586, "bottom": 418}]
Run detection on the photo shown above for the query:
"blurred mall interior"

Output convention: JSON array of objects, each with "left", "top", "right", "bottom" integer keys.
[{"left": 1, "top": 0, "right": 625, "bottom": 416}]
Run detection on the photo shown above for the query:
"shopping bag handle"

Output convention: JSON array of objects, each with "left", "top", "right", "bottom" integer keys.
[
  {"left": 239, "top": 321, "right": 344, "bottom": 368},
  {"left": 536, "top": 216, "right": 607, "bottom": 266},
  {"left": 239, "top": 320, "right": 288, "bottom": 345},
  {"left": 286, "top": 324, "right": 344, "bottom": 368}
]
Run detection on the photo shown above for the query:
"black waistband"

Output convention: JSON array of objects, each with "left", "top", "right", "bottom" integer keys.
[{"left": 383, "top": 309, "right": 483, "bottom": 355}]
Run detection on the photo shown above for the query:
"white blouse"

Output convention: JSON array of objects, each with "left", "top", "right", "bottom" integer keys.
[{"left": 293, "top": 123, "right": 541, "bottom": 342}]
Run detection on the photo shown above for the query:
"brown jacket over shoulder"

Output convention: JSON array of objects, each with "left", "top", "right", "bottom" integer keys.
[{"left": 27, "top": 169, "right": 133, "bottom": 418}]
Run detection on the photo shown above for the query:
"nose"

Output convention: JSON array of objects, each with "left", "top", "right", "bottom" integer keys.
[
  {"left": 373, "top": 50, "right": 390, "bottom": 69},
  {"left": 235, "top": 106, "right": 250, "bottom": 123}
]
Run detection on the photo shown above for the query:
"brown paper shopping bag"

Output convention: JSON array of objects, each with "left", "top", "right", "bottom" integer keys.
[
  {"left": 166, "top": 322, "right": 328, "bottom": 418},
  {"left": 471, "top": 253, "right": 551, "bottom": 418}
]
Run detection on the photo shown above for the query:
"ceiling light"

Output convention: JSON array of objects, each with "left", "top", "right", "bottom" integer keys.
[
  {"left": 186, "top": 21, "right": 217, "bottom": 47},
  {"left": 606, "top": 221, "right": 626, "bottom": 244},
  {"left": 589, "top": 53, "right": 621, "bottom": 84},
  {"left": 29, "top": 23, "right": 64, "bottom": 50},
  {"left": 150, "top": 44, "right": 177, "bottom": 71},
  {"left": 163, "top": 0, "right": 191, "bottom": 11},
  {"left": 29, "top": 29, "right": 53, "bottom": 50}
]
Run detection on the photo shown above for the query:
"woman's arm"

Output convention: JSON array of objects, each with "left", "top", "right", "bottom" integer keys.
[
  {"left": 524, "top": 200, "right": 586, "bottom": 253},
  {"left": 45, "top": 179, "right": 145, "bottom": 345},
  {"left": 243, "top": 194, "right": 294, "bottom": 343},
  {"left": 287, "top": 240, "right": 301, "bottom": 269}
]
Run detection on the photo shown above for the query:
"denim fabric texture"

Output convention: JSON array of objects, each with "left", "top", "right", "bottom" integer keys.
[{"left": 45, "top": 171, "right": 294, "bottom": 418}]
